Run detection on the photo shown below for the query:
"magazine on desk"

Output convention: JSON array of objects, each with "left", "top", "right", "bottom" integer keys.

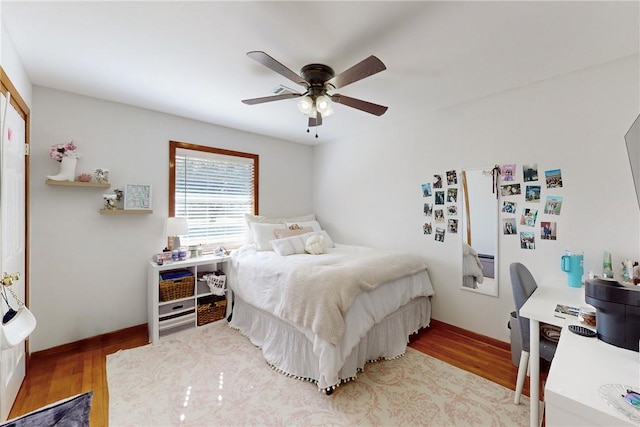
[{"left": 555, "top": 304, "right": 579, "bottom": 316}]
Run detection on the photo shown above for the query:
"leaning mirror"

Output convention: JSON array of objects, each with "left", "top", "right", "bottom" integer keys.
[
  {"left": 625, "top": 114, "right": 640, "bottom": 209},
  {"left": 460, "top": 168, "right": 499, "bottom": 297}
]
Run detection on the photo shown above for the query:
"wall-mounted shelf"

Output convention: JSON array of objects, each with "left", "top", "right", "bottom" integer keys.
[
  {"left": 99, "top": 209, "right": 153, "bottom": 215},
  {"left": 46, "top": 179, "right": 110, "bottom": 188}
]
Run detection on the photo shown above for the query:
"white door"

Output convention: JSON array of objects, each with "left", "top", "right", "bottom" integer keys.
[{"left": 0, "top": 92, "right": 27, "bottom": 420}]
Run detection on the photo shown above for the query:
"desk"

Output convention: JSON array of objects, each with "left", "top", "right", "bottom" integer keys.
[
  {"left": 545, "top": 320, "right": 638, "bottom": 426},
  {"left": 519, "top": 278, "right": 586, "bottom": 427}
]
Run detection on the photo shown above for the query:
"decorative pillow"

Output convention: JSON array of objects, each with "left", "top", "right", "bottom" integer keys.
[
  {"left": 249, "top": 222, "right": 286, "bottom": 251},
  {"left": 305, "top": 235, "right": 327, "bottom": 255},
  {"left": 273, "top": 227, "right": 313, "bottom": 239},
  {"left": 284, "top": 220, "right": 322, "bottom": 232},
  {"left": 244, "top": 213, "right": 316, "bottom": 244},
  {"left": 314, "top": 230, "right": 335, "bottom": 248},
  {"left": 271, "top": 232, "right": 314, "bottom": 256}
]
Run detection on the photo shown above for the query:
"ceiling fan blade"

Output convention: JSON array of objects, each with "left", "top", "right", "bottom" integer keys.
[
  {"left": 247, "top": 51, "right": 308, "bottom": 87},
  {"left": 242, "top": 93, "right": 302, "bottom": 105},
  {"left": 330, "top": 94, "right": 388, "bottom": 116},
  {"left": 308, "top": 112, "right": 323, "bottom": 127},
  {"left": 327, "top": 56, "right": 386, "bottom": 90}
]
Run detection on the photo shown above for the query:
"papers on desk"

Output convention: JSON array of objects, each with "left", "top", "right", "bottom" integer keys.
[{"left": 555, "top": 304, "right": 579, "bottom": 316}]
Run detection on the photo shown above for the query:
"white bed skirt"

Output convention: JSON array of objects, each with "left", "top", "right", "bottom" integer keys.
[{"left": 229, "top": 295, "right": 432, "bottom": 391}]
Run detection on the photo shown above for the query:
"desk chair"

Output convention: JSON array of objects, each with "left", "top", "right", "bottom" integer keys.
[{"left": 510, "top": 262, "right": 558, "bottom": 404}]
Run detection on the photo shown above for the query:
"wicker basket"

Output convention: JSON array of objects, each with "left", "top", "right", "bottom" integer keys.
[
  {"left": 159, "top": 275, "right": 195, "bottom": 302},
  {"left": 197, "top": 297, "right": 227, "bottom": 326}
]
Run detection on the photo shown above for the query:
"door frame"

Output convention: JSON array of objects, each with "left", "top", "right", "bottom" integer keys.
[{"left": 0, "top": 67, "right": 31, "bottom": 363}]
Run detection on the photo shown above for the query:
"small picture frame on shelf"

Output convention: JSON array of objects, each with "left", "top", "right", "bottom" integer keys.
[
  {"left": 93, "top": 168, "right": 109, "bottom": 183},
  {"left": 103, "top": 194, "right": 117, "bottom": 210},
  {"left": 124, "top": 184, "right": 152, "bottom": 210}
]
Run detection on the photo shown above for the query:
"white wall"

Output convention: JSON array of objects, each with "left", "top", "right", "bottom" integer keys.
[
  {"left": 28, "top": 87, "right": 313, "bottom": 351},
  {"left": 1, "top": 24, "right": 32, "bottom": 108},
  {"left": 313, "top": 55, "right": 640, "bottom": 342}
]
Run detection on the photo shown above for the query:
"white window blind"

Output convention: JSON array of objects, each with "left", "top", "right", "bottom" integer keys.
[{"left": 174, "top": 147, "right": 256, "bottom": 247}]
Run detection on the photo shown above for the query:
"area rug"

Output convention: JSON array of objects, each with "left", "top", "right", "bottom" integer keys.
[{"left": 107, "top": 322, "right": 533, "bottom": 426}]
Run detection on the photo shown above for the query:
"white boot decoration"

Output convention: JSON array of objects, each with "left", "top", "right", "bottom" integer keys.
[{"left": 47, "top": 156, "right": 78, "bottom": 181}]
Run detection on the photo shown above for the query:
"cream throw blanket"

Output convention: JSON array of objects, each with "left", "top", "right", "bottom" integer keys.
[{"left": 277, "top": 250, "right": 428, "bottom": 345}]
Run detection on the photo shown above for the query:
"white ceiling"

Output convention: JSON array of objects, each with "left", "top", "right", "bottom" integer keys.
[{"left": 2, "top": 1, "right": 638, "bottom": 145}]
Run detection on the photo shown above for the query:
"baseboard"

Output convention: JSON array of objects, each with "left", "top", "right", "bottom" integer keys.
[
  {"left": 429, "top": 318, "right": 511, "bottom": 352},
  {"left": 30, "top": 320, "right": 508, "bottom": 360},
  {"left": 30, "top": 324, "right": 148, "bottom": 361}
]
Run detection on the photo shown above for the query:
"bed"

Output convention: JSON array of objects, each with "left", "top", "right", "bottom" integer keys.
[{"left": 227, "top": 216, "right": 435, "bottom": 393}]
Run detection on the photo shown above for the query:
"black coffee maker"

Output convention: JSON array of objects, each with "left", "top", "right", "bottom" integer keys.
[{"left": 585, "top": 278, "right": 640, "bottom": 352}]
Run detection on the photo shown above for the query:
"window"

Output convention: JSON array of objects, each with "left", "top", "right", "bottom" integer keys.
[{"left": 170, "top": 141, "right": 258, "bottom": 248}]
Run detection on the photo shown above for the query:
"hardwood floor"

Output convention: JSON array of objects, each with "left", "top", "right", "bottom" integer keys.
[
  {"left": 409, "top": 319, "right": 548, "bottom": 401},
  {"left": 8, "top": 319, "right": 548, "bottom": 426},
  {"left": 9, "top": 324, "right": 148, "bottom": 426}
]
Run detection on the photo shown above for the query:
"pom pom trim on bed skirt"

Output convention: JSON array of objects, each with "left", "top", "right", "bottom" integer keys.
[
  {"left": 265, "top": 353, "right": 408, "bottom": 394},
  {"left": 229, "top": 294, "right": 431, "bottom": 390}
]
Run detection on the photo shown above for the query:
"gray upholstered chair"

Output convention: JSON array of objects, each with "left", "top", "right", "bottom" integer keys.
[{"left": 510, "top": 262, "right": 558, "bottom": 404}]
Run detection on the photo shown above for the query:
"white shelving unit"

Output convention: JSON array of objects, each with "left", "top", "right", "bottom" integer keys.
[{"left": 147, "top": 254, "right": 231, "bottom": 343}]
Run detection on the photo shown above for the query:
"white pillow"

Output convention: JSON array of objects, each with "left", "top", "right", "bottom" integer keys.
[
  {"left": 250, "top": 222, "right": 286, "bottom": 251},
  {"left": 244, "top": 213, "right": 316, "bottom": 244},
  {"left": 272, "top": 231, "right": 335, "bottom": 256},
  {"left": 284, "top": 220, "right": 321, "bottom": 232},
  {"left": 271, "top": 232, "right": 314, "bottom": 256}
]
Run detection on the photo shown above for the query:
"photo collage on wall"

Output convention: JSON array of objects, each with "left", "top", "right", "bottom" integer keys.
[
  {"left": 421, "top": 170, "right": 459, "bottom": 242},
  {"left": 499, "top": 163, "right": 564, "bottom": 250}
]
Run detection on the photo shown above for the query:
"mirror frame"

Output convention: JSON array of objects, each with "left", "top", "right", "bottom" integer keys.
[{"left": 460, "top": 167, "right": 500, "bottom": 297}]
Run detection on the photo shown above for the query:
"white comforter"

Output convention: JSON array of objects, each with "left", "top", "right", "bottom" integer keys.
[
  {"left": 229, "top": 243, "right": 435, "bottom": 389},
  {"left": 230, "top": 244, "right": 435, "bottom": 342}
]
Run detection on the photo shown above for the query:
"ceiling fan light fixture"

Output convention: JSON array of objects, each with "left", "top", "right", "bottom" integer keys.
[
  {"left": 315, "top": 94, "right": 334, "bottom": 118},
  {"left": 315, "top": 95, "right": 330, "bottom": 112},
  {"left": 297, "top": 96, "right": 314, "bottom": 114},
  {"left": 321, "top": 104, "right": 334, "bottom": 118}
]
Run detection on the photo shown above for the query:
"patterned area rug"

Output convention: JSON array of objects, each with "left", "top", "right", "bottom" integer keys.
[{"left": 107, "top": 322, "right": 532, "bottom": 426}]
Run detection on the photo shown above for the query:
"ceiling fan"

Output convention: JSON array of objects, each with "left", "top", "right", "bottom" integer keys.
[{"left": 241, "top": 51, "right": 388, "bottom": 136}]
